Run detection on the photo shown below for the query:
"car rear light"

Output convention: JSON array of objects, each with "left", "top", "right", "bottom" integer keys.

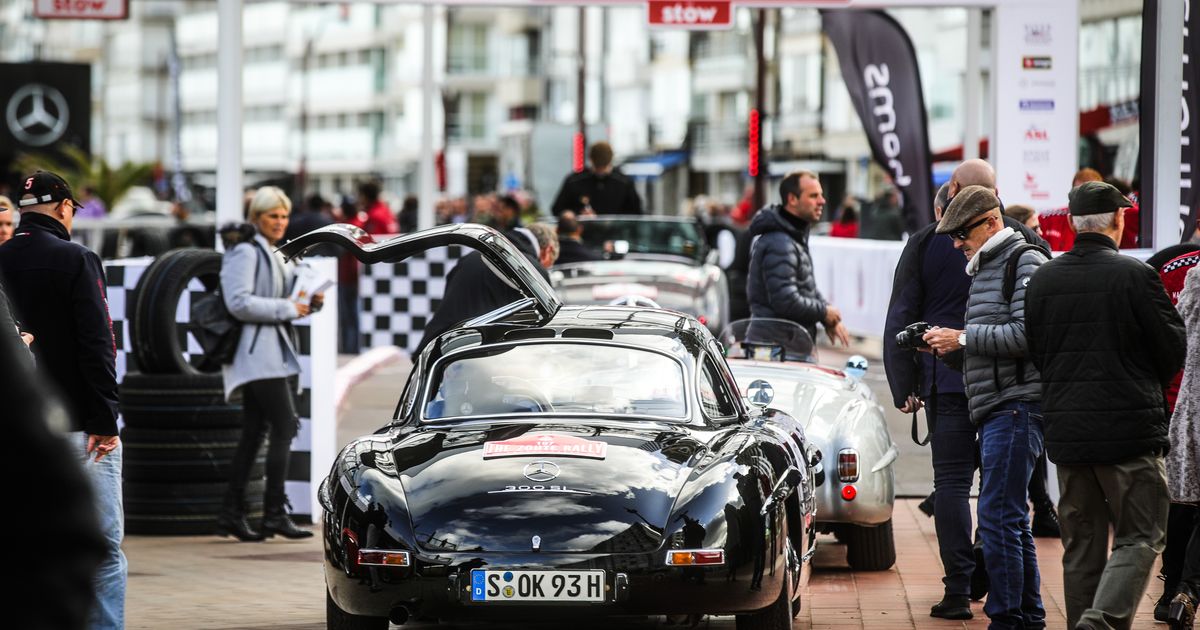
[
  {"left": 841, "top": 485, "right": 857, "bottom": 501},
  {"left": 838, "top": 449, "right": 859, "bottom": 482},
  {"left": 698, "top": 315, "right": 708, "bottom": 326},
  {"left": 667, "top": 549, "right": 725, "bottom": 566},
  {"left": 357, "top": 549, "right": 411, "bottom": 568}
]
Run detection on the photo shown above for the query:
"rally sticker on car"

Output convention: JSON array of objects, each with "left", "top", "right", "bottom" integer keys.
[
  {"left": 470, "top": 570, "right": 605, "bottom": 603},
  {"left": 482, "top": 434, "right": 608, "bottom": 459}
]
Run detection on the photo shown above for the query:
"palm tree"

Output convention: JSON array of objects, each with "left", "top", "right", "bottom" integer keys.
[{"left": 12, "top": 146, "right": 155, "bottom": 212}]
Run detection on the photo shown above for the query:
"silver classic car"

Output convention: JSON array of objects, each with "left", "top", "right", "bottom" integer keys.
[
  {"left": 550, "top": 216, "right": 729, "bottom": 333},
  {"left": 722, "top": 319, "right": 898, "bottom": 571}
]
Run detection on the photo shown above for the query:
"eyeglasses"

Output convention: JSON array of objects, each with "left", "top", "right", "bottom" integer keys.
[{"left": 948, "top": 215, "right": 992, "bottom": 241}]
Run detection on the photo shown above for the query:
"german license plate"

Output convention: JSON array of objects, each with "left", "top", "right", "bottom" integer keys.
[{"left": 470, "top": 569, "right": 605, "bottom": 603}]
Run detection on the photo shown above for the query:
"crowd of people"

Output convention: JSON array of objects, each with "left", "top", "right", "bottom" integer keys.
[{"left": 5, "top": 133, "right": 1200, "bottom": 630}]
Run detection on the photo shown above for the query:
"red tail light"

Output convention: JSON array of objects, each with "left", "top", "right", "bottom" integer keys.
[
  {"left": 357, "top": 549, "right": 411, "bottom": 567},
  {"left": 841, "top": 485, "right": 857, "bottom": 501},
  {"left": 667, "top": 549, "right": 725, "bottom": 566},
  {"left": 838, "top": 449, "right": 859, "bottom": 482}
]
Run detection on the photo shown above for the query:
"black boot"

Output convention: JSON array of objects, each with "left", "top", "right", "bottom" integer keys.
[
  {"left": 969, "top": 541, "right": 989, "bottom": 601},
  {"left": 216, "top": 495, "right": 265, "bottom": 542},
  {"left": 262, "top": 499, "right": 314, "bottom": 539},
  {"left": 1169, "top": 586, "right": 1197, "bottom": 630},
  {"left": 1031, "top": 499, "right": 1061, "bottom": 538},
  {"left": 930, "top": 595, "right": 972, "bottom": 620}
]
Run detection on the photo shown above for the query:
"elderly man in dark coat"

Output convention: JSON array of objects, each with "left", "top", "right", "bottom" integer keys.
[{"left": 1026, "top": 181, "right": 1187, "bottom": 630}]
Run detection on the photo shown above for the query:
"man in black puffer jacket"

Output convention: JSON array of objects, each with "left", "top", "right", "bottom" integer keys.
[
  {"left": 1026, "top": 181, "right": 1186, "bottom": 630},
  {"left": 746, "top": 170, "right": 849, "bottom": 348}
]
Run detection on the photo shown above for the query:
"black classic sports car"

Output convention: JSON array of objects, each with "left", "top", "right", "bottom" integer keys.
[{"left": 281, "top": 224, "right": 820, "bottom": 630}]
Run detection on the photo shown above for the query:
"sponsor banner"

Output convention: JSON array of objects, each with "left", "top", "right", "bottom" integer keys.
[
  {"left": 648, "top": 0, "right": 732, "bottom": 30},
  {"left": 35, "top": 0, "right": 128, "bottom": 20},
  {"left": 1176, "top": 0, "right": 1200, "bottom": 242},
  {"left": 0, "top": 62, "right": 90, "bottom": 159},
  {"left": 993, "top": 3, "right": 1078, "bottom": 212},
  {"left": 483, "top": 434, "right": 609, "bottom": 460},
  {"left": 821, "top": 9, "right": 933, "bottom": 232}
]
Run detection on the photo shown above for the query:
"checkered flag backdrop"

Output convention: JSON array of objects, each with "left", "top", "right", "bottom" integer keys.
[{"left": 104, "top": 257, "right": 338, "bottom": 522}]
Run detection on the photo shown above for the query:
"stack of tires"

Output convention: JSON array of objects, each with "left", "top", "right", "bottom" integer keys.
[{"left": 121, "top": 249, "right": 263, "bottom": 535}]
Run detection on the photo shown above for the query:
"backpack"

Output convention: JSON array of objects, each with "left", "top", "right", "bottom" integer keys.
[
  {"left": 191, "top": 226, "right": 264, "bottom": 368},
  {"left": 996, "top": 242, "right": 1050, "bottom": 387}
]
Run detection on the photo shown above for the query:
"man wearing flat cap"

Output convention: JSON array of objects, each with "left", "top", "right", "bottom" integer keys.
[
  {"left": 1025, "top": 181, "right": 1186, "bottom": 630},
  {"left": 921, "top": 184, "right": 1050, "bottom": 630},
  {"left": 0, "top": 170, "right": 125, "bottom": 628}
]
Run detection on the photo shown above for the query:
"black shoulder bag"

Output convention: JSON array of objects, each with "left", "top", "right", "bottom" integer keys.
[{"left": 191, "top": 241, "right": 264, "bottom": 368}]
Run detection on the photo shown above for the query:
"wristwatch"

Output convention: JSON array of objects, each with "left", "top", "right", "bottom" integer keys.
[{"left": 957, "top": 332, "right": 967, "bottom": 348}]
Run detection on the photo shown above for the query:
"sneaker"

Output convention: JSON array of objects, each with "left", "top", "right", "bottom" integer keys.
[
  {"left": 1031, "top": 501, "right": 1061, "bottom": 538},
  {"left": 930, "top": 595, "right": 972, "bottom": 620}
]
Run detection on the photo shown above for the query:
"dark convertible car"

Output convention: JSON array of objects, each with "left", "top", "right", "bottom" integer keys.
[{"left": 281, "top": 224, "right": 820, "bottom": 630}]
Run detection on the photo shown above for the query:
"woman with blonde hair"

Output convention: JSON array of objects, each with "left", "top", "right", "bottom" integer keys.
[{"left": 217, "top": 186, "right": 323, "bottom": 541}]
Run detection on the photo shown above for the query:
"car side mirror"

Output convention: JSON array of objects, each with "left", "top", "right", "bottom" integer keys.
[{"left": 746, "top": 379, "right": 774, "bottom": 408}]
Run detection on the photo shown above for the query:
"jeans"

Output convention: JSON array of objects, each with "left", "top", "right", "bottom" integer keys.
[
  {"left": 71, "top": 433, "right": 127, "bottom": 630},
  {"left": 978, "top": 400, "right": 1045, "bottom": 630},
  {"left": 929, "top": 393, "right": 978, "bottom": 597},
  {"left": 227, "top": 378, "right": 299, "bottom": 509},
  {"left": 1058, "top": 453, "right": 1168, "bottom": 630}
]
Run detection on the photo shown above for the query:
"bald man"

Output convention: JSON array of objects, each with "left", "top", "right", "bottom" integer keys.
[{"left": 949, "top": 159, "right": 996, "bottom": 199}]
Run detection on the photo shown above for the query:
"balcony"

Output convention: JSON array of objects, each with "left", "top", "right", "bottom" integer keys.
[
  {"left": 692, "top": 34, "right": 752, "bottom": 93},
  {"left": 690, "top": 121, "right": 747, "bottom": 172},
  {"left": 1079, "top": 64, "right": 1139, "bottom": 112}
]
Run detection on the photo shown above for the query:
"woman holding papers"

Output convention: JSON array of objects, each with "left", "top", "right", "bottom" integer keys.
[{"left": 217, "top": 186, "right": 324, "bottom": 542}]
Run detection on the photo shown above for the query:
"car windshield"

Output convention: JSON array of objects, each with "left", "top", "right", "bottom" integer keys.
[
  {"left": 579, "top": 218, "right": 705, "bottom": 262},
  {"left": 424, "top": 342, "right": 687, "bottom": 421}
]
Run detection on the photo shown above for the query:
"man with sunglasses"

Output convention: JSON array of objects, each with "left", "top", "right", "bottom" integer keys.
[
  {"left": 922, "top": 185, "right": 1050, "bottom": 630},
  {"left": 0, "top": 170, "right": 124, "bottom": 628}
]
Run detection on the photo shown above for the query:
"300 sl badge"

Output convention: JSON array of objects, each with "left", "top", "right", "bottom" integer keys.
[{"left": 488, "top": 485, "right": 590, "bottom": 495}]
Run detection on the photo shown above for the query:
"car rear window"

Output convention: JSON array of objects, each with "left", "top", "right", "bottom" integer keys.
[{"left": 424, "top": 342, "right": 687, "bottom": 420}]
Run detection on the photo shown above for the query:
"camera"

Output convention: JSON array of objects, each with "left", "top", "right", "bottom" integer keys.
[{"left": 895, "top": 321, "right": 933, "bottom": 350}]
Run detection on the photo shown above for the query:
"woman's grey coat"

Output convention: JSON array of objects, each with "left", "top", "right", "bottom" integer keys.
[
  {"left": 960, "top": 230, "right": 1048, "bottom": 424},
  {"left": 220, "top": 233, "right": 301, "bottom": 401},
  {"left": 1169, "top": 266, "right": 1200, "bottom": 504}
]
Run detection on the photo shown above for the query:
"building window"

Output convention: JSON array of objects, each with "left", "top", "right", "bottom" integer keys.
[
  {"left": 447, "top": 93, "right": 488, "bottom": 141},
  {"left": 448, "top": 23, "right": 489, "bottom": 74}
]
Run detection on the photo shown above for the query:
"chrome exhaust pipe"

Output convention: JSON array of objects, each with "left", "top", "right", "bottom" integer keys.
[{"left": 389, "top": 605, "right": 410, "bottom": 625}]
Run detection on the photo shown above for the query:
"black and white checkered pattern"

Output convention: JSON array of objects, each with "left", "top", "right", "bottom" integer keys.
[
  {"left": 358, "top": 245, "right": 465, "bottom": 354},
  {"left": 105, "top": 257, "right": 337, "bottom": 522}
]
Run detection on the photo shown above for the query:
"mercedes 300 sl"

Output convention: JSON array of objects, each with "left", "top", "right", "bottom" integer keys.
[{"left": 281, "top": 224, "right": 820, "bottom": 630}]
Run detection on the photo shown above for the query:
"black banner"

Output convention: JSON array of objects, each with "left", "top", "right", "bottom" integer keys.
[
  {"left": 1140, "top": 0, "right": 1200, "bottom": 245},
  {"left": 821, "top": 10, "right": 933, "bottom": 232},
  {"left": 0, "top": 62, "right": 91, "bottom": 160}
]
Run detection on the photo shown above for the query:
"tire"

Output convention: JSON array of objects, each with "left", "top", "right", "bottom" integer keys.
[
  {"left": 845, "top": 519, "right": 897, "bottom": 571},
  {"left": 130, "top": 249, "right": 223, "bottom": 376},
  {"left": 124, "top": 479, "right": 265, "bottom": 501},
  {"left": 120, "top": 404, "right": 244, "bottom": 430},
  {"left": 735, "top": 529, "right": 793, "bottom": 630},
  {"left": 118, "top": 372, "right": 230, "bottom": 412},
  {"left": 327, "top": 590, "right": 388, "bottom": 630},
  {"left": 123, "top": 453, "right": 264, "bottom": 483},
  {"left": 125, "top": 510, "right": 263, "bottom": 536},
  {"left": 124, "top": 497, "right": 264, "bottom": 516}
]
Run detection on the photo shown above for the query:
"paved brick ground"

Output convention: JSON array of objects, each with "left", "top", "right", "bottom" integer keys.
[{"left": 123, "top": 497, "right": 1165, "bottom": 629}]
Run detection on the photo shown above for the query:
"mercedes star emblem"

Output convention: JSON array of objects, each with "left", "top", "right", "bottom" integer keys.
[
  {"left": 6, "top": 84, "right": 69, "bottom": 147},
  {"left": 523, "top": 460, "right": 560, "bottom": 483}
]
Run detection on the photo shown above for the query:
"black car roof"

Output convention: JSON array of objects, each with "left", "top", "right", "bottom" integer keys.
[{"left": 423, "top": 305, "right": 713, "bottom": 363}]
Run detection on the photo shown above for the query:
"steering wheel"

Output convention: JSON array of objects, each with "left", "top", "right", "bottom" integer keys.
[{"left": 493, "top": 376, "right": 554, "bottom": 412}]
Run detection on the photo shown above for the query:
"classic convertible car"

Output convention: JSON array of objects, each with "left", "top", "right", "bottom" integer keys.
[
  {"left": 281, "top": 224, "right": 820, "bottom": 630},
  {"left": 722, "top": 319, "right": 898, "bottom": 571},
  {"left": 550, "top": 216, "right": 729, "bottom": 334}
]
